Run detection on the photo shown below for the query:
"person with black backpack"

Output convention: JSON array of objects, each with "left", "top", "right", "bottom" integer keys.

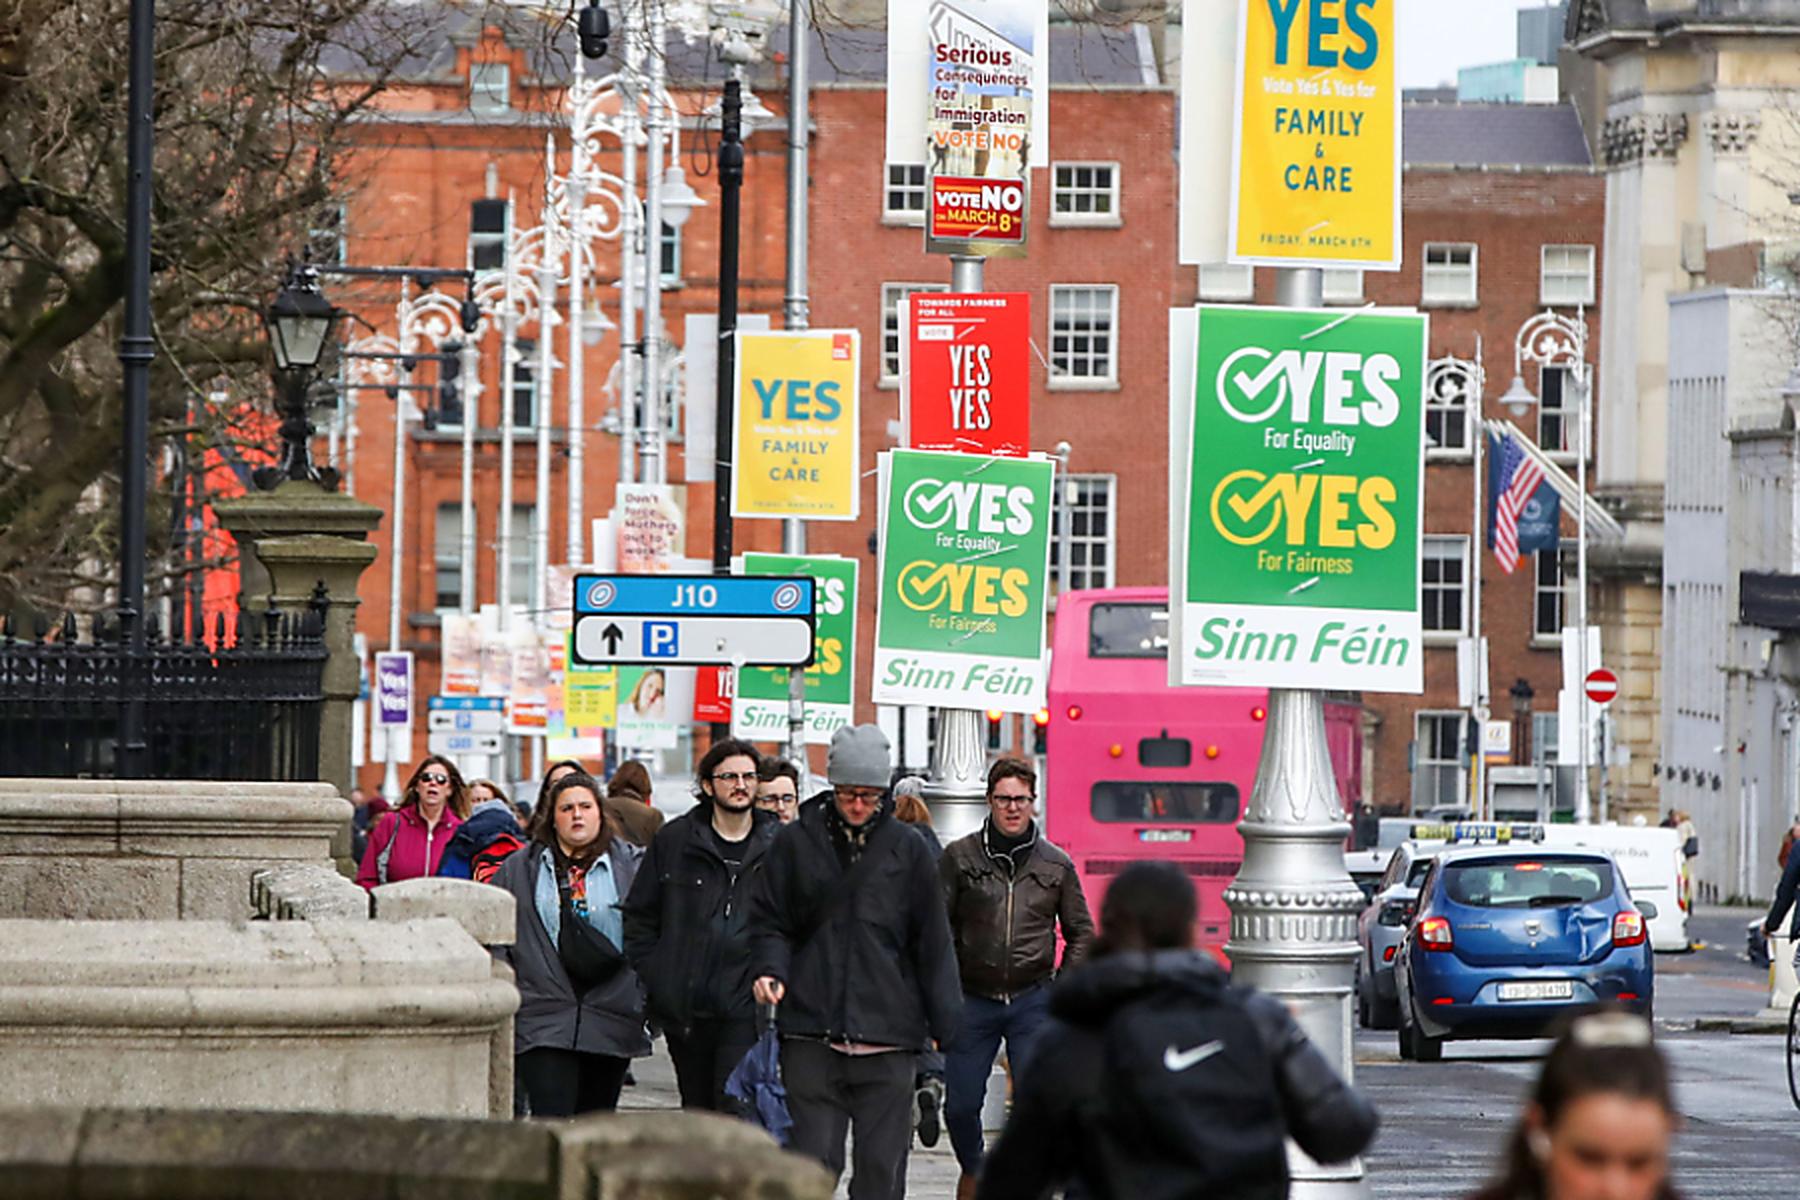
[{"left": 977, "top": 860, "right": 1378, "bottom": 1200}]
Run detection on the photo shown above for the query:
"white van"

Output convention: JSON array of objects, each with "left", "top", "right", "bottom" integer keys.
[{"left": 1540, "top": 824, "right": 1689, "bottom": 952}]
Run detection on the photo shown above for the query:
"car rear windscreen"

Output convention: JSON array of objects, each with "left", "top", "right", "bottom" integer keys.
[
  {"left": 1091, "top": 781, "right": 1240, "bottom": 823},
  {"left": 1089, "top": 604, "right": 1169, "bottom": 659},
  {"left": 1443, "top": 858, "right": 1614, "bottom": 908}
]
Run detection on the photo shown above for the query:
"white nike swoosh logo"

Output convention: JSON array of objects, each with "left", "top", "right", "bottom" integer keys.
[{"left": 1163, "top": 1040, "right": 1225, "bottom": 1072}]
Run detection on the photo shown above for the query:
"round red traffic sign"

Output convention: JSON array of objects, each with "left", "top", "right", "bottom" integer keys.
[{"left": 1584, "top": 669, "right": 1619, "bottom": 705}]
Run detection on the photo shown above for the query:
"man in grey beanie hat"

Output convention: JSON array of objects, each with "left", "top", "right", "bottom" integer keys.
[{"left": 749, "top": 724, "right": 961, "bottom": 1200}]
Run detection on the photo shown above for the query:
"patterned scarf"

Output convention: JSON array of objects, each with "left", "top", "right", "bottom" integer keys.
[{"left": 825, "top": 798, "right": 888, "bottom": 868}]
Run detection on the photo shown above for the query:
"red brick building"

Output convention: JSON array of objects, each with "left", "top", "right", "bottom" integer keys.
[{"left": 324, "top": 11, "right": 1602, "bottom": 809}]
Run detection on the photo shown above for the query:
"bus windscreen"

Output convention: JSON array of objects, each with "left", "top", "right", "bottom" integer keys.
[
  {"left": 1089, "top": 603, "right": 1169, "bottom": 659},
  {"left": 1092, "top": 781, "right": 1240, "bottom": 824}
]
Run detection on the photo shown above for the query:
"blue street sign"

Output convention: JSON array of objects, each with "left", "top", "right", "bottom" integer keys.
[
  {"left": 570, "top": 574, "right": 816, "bottom": 668},
  {"left": 575, "top": 574, "right": 814, "bottom": 619},
  {"left": 427, "top": 696, "right": 506, "bottom": 711}
]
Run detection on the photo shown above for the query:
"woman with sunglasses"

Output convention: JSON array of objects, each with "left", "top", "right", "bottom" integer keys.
[{"left": 357, "top": 755, "right": 471, "bottom": 889}]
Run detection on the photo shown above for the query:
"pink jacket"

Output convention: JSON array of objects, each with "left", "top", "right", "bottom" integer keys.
[{"left": 356, "top": 805, "right": 463, "bottom": 890}]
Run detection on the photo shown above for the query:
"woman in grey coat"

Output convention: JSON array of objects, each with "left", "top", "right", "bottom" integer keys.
[{"left": 492, "top": 772, "right": 651, "bottom": 1115}]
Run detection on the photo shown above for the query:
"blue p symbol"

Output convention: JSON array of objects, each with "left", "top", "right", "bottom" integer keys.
[{"left": 644, "top": 622, "right": 678, "bottom": 658}]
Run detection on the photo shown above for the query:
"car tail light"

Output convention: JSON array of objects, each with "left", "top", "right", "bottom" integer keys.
[
  {"left": 1618, "top": 992, "right": 1640, "bottom": 1001},
  {"left": 1417, "top": 916, "right": 1453, "bottom": 951},
  {"left": 1431, "top": 997, "right": 1454, "bottom": 1006},
  {"left": 1382, "top": 945, "right": 1396, "bottom": 963},
  {"left": 1612, "top": 910, "right": 1646, "bottom": 947}
]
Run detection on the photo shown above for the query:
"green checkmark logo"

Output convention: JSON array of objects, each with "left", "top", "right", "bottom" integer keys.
[
  {"left": 898, "top": 561, "right": 955, "bottom": 610},
  {"left": 901, "top": 478, "right": 960, "bottom": 529},
  {"left": 1209, "top": 470, "right": 1285, "bottom": 546}
]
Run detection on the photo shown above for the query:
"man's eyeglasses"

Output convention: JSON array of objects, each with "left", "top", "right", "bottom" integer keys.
[
  {"left": 991, "top": 794, "right": 1035, "bottom": 809},
  {"left": 419, "top": 772, "right": 450, "bottom": 787},
  {"left": 835, "top": 787, "right": 884, "bottom": 804},
  {"left": 712, "top": 771, "right": 757, "bottom": 786}
]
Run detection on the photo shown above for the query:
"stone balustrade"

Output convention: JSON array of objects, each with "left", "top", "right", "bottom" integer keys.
[
  {"left": 251, "top": 862, "right": 369, "bottom": 920},
  {"left": 0, "top": 916, "right": 514, "bottom": 1119},
  {"left": 0, "top": 779, "right": 349, "bottom": 921}
]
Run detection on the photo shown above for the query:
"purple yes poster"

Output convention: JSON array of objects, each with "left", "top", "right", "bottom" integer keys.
[{"left": 374, "top": 651, "right": 413, "bottom": 727}]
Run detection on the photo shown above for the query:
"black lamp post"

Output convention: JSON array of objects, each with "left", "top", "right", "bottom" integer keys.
[
  {"left": 114, "top": 0, "right": 157, "bottom": 778},
  {"left": 257, "top": 263, "right": 344, "bottom": 490},
  {"left": 712, "top": 76, "right": 744, "bottom": 576}
]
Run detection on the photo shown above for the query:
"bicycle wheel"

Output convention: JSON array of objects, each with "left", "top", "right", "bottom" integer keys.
[{"left": 1788, "top": 991, "right": 1800, "bottom": 1111}]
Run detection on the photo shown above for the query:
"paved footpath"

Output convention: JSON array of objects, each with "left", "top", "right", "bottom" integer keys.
[{"left": 619, "top": 1045, "right": 962, "bottom": 1198}]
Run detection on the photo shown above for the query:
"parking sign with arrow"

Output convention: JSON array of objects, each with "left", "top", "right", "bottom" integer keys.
[{"left": 571, "top": 575, "right": 815, "bottom": 668}]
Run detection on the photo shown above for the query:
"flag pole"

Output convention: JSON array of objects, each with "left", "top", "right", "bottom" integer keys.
[{"left": 1471, "top": 335, "right": 1486, "bottom": 818}]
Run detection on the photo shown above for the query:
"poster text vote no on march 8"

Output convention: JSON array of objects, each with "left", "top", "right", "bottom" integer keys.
[
  {"left": 1229, "top": 0, "right": 1400, "bottom": 269},
  {"left": 1173, "top": 305, "right": 1426, "bottom": 694},
  {"left": 732, "top": 330, "right": 860, "bottom": 521}
]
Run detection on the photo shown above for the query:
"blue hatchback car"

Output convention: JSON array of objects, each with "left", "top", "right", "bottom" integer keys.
[{"left": 1394, "top": 846, "right": 1654, "bottom": 1061}]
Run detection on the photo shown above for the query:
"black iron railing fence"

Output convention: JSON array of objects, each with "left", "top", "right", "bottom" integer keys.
[{"left": 0, "top": 600, "right": 327, "bottom": 781}]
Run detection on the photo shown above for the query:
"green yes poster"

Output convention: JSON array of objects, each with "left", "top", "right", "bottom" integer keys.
[
  {"left": 1172, "top": 304, "right": 1426, "bottom": 693},
  {"left": 734, "top": 553, "right": 858, "bottom": 745},
  {"left": 873, "top": 448, "right": 1054, "bottom": 712}
]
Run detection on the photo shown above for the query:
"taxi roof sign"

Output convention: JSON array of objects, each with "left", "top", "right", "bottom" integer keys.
[{"left": 1409, "top": 821, "right": 1546, "bottom": 846}]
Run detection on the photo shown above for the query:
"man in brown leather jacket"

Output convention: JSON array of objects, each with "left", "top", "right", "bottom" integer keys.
[{"left": 939, "top": 758, "right": 1094, "bottom": 1199}]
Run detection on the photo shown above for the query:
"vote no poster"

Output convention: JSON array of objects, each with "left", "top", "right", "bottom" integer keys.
[
  {"left": 873, "top": 448, "right": 1053, "bottom": 712},
  {"left": 734, "top": 553, "right": 858, "bottom": 745},
  {"left": 922, "top": 0, "right": 1039, "bottom": 255},
  {"left": 1229, "top": 0, "right": 1400, "bottom": 269},
  {"left": 732, "top": 330, "right": 860, "bottom": 521},
  {"left": 902, "top": 292, "right": 1031, "bottom": 458},
  {"left": 1172, "top": 305, "right": 1425, "bottom": 693}
]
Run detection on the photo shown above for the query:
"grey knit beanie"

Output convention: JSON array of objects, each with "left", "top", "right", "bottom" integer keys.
[{"left": 827, "top": 724, "right": 892, "bottom": 790}]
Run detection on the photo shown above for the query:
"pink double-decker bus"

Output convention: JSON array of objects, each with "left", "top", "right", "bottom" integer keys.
[{"left": 1044, "top": 587, "right": 1364, "bottom": 957}]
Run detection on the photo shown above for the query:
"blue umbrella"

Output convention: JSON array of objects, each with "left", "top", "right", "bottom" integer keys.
[{"left": 725, "top": 1006, "right": 794, "bottom": 1147}]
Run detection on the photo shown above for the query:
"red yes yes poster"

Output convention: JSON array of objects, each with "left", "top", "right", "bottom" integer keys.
[{"left": 901, "top": 292, "right": 1031, "bottom": 458}]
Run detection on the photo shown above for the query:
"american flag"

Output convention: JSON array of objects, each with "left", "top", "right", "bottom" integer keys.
[{"left": 1492, "top": 433, "right": 1546, "bottom": 574}]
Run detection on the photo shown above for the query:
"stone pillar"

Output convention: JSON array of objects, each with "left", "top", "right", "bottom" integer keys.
[{"left": 216, "top": 481, "right": 382, "bottom": 798}]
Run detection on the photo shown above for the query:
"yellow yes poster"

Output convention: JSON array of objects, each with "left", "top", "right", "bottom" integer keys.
[
  {"left": 1229, "top": 0, "right": 1400, "bottom": 270},
  {"left": 732, "top": 330, "right": 861, "bottom": 521}
]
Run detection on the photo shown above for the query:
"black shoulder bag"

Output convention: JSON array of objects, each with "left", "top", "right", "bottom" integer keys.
[{"left": 555, "top": 857, "right": 629, "bottom": 993}]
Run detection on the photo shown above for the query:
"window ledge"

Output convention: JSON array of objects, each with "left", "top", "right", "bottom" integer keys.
[
  {"left": 662, "top": 277, "right": 685, "bottom": 291},
  {"left": 1421, "top": 298, "right": 1480, "bottom": 310},
  {"left": 408, "top": 611, "right": 444, "bottom": 630},
  {"left": 1426, "top": 450, "right": 1475, "bottom": 464},
  {"left": 1199, "top": 294, "right": 1256, "bottom": 304},
  {"left": 1048, "top": 377, "right": 1121, "bottom": 393},
  {"left": 881, "top": 214, "right": 926, "bottom": 228},
  {"left": 1423, "top": 632, "right": 1465, "bottom": 647},
  {"left": 1048, "top": 215, "right": 1124, "bottom": 230},
  {"left": 877, "top": 377, "right": 901, "bottom": 391},
  {"left": 1529, "top": 636, "right": 1565, "bottom": 651}
]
